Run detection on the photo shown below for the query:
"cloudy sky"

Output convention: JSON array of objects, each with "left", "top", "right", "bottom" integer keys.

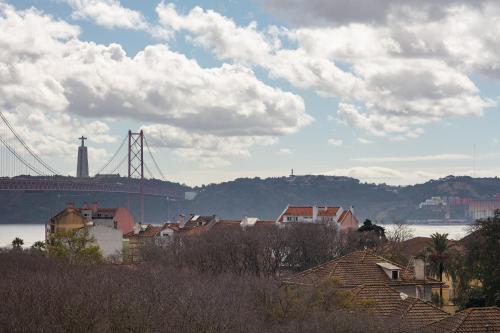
[{"left": 1, "top": 0, "right": 499, "bottom": 185}]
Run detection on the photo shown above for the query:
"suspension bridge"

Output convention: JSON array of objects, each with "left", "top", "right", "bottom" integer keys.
[{"left": 0, "top": 110, "right": 185, "bottom": 223}]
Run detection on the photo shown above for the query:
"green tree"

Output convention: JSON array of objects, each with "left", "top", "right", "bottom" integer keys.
[
  {"left": 11, "top": 237, "right": 24, "bottom": 250},
  {"left": 461, "top": 210, "right": 500, "bottom": 306},
  {"left": 47, "top": 228, "right": 102, "bottom": 264},
  {"left": 427, "top": 232, "right": 452, "bottom": 306},
  {"left": 357, "top": 219, "right": 386, "bottom": 251},
  {"left": 358, "top": 219, "right": 385, "bottom": 238}
]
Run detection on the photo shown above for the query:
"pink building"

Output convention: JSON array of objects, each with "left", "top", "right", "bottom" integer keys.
[{"left": 78, "top": 202, "right": 135, "bottom": 235}]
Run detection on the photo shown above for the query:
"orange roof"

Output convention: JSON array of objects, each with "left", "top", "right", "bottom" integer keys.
[
  {"left": 283, "top": 206, "right": 313, "bottom": 216},
  {"left": 318, "top": 207, "right": 340, "bottom": 216},
  {"left": 182, "top": 225, "right": 209, "bottom": 236},
  {"left": 282, "top": 206, "right": 340, "bottom": 217}
]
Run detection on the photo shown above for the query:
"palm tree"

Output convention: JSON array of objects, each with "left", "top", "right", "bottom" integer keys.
[
  {"left": 427, "top": 233, "right": 451, "bottom": 306},
  {"left": 11, "top": 237, "right": 24, "bottom": 250}
]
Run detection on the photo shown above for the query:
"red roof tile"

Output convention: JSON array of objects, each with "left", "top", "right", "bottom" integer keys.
[
  {"left": 421, "top": 307, "right": 500, "bottom": 332},
  {"left": 123, "top": 225, "right": 162, "bottom": 238},
  {"left": 283, "top": 206, "right": 340, "bottom": 217},
  {"left": 283, "top": 250, "right": 443, "bottom": 287},
  {"left": 350, "top": 284, "right": 449, "bottom": 331}
]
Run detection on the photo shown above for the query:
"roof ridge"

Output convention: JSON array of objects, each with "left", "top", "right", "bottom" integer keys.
[
  {"left": 400, "top": 298, "right": 418, "bottom": 319},
  {"left": 327, "top": 262, "right": 339, "bottom": 279},
  {"left": 453, "top": 309, "right": 472, "bottom": 333}
]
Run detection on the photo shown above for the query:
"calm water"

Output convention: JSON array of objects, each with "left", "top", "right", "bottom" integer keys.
[
  {"left": 0, "top": 224, "right": 46, "bottom": 248},
  {"left": 0, "top": 223, "right": 471, "bottom": 248},
  {"left": 381, "top": 224, "right": 471, "bottom": 240}
]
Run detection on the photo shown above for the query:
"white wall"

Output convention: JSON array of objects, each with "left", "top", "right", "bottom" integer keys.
[{"left": 88, "top": 225, "right": 123, "bottom": 260}]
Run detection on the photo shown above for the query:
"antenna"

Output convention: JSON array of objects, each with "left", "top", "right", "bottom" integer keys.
[{"left": 473, "top": 143, "right": 476, "bottom": 177}]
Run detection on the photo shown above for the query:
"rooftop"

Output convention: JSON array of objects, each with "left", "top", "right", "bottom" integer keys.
[
  {"left": 282, "top": 250, "right": 443, "bottom": 287},
  {"left": 350, "top": 284, "right": 449, "bottom": 331},
  {"left": 281, "top": 206, "right": 340, "bottom": 217},
  {"left": 421, "top": 307, "right": 500, "bottom": 333}
]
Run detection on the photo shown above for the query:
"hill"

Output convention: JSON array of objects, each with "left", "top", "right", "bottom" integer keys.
[
  {"left": 2, "top": 175, "right": 500, "bottom": 224},
  {"left": 185, "top": 175, "right": 500, "bottom": 221}
]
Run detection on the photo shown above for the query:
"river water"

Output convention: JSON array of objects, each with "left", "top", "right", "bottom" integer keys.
[{"left": 0, "top": 223, "right": 472, "bottom": 248}]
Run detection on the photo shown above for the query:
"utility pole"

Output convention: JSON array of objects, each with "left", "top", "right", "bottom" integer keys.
[{"left": 128, "top": 130, "right": 144, "bottom": 224}]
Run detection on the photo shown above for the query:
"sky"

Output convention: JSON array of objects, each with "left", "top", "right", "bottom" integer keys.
[{"left": 1, "top": 0, "right": 500, "bottom": 186}]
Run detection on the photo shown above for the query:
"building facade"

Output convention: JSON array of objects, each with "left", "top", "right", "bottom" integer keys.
[{"left": 276, "top": 205, "right": 359, "bottom": 231}]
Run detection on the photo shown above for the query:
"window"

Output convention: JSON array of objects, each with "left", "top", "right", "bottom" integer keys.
[{"left": 392, "top": 270, "right": 399, "bottom": 280}]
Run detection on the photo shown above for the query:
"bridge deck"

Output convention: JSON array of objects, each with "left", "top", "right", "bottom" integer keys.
[{"left": 0, "top": 179, "right": 184, "bottom": 199}]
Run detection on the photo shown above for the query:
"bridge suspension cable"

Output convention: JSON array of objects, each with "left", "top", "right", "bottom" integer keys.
[
  {"left": 0, "top": 135, "right": 44, "bottom": 175},
  {"left": 144, "top": 136, "right": 166, "bottom": 180},
  {"left": 94, "top": 133, "right": 128, "bottom": 176},
  {"left": 0, "top": 110, "right": 59, "bottom": 176},
  {"left": 109, "top": 154, "right": 128, "bottom": 175}
]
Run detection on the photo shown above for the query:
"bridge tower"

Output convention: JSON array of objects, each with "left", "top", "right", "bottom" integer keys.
[{"left": 128, "top": 130, "right": 144, "bottom": 224}]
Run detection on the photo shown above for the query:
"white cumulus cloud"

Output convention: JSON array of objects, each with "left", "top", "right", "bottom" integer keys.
[
  {"left": 157, "top": 2, "right": 497, "bottom": 139},
  {"left": 0, "top": 3, "right": 311, "bottom": 171}
]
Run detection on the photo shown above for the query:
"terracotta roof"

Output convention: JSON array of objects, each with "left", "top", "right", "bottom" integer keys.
[
  {"left": 318, "top": 207, "right": 340, "bottom": 216},
  {"left": 210, "top": 220, "right": 241, "bottom": 230},
  {"left": 123, "top": 225, "right": 162, "bottom": 238},
  {"left": 283, "top": 250, "right": 443, "bottom": 287},
  {"left": 337, "top": 210, "right": 349, "bottom": 222},
  {"left": 350, "top": 284, "right": 449, "bottom": 331},
  {"left": 282, "top": 206, "right": 340, "bottom": 217},
  {"left": 181, "top": 225, "right": 210, "bottom": 236},
  {"left": 397, "top": 237, "right": 458, "bottom": 260},
  {"left": 337, "top": 209, "right": 358, "bottom": 224},
  {"left": 421, "top": 307, "right": 500, "bottom": 333},
  {"left": 283, "top": 206, "right": 313, "bottom": 216}
]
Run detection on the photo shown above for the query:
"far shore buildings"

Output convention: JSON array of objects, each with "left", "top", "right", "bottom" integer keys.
[{"left": 276, "top": 205, "right": 359, "bottom": 231}]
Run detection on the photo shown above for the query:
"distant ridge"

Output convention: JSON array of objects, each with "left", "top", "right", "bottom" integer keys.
[{"left": 2, "top": 175, "right": 500, "bottom": 224}]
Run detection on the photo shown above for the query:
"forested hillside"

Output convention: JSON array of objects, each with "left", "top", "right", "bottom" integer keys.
[{"left": 3, "top": 175, "right": 500, "bottom": 224}]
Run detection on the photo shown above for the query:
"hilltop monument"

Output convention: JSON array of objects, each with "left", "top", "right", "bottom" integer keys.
[{"left": 76, "top": 136, "right": 89, "bottom": 178}]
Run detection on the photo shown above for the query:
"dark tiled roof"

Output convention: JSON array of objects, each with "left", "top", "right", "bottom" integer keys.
[
  {"left": 283, "top": 250, "right": 443, "bottom": 287},
  {"left": 421, "top": 307, "right": 500, "bottom": 332},
  {"left": 350, "top": 284, "right": 449, "bottom": 331}
]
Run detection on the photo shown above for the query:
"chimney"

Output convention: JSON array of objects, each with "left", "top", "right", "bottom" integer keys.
[
  {"left": 414, "top": 257, "right": 425, "bottom": 280},
  {"left": 92, "top": 202, "right": 98, "bottom": 213},
  {"left": 178, "top": 214, "right": 185, "bottom": 228},
  {"left": 312, "top": 206, "right": 318, "bottom": 222},
  {"left": 350, "top": 205, "right": 355, "bottom": 214},
  {"left": 66, "top": 202, "right": 75, "bottom": 208},
  {"left": 83, "top": 202, "right": 88, "bottom": 209}
]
